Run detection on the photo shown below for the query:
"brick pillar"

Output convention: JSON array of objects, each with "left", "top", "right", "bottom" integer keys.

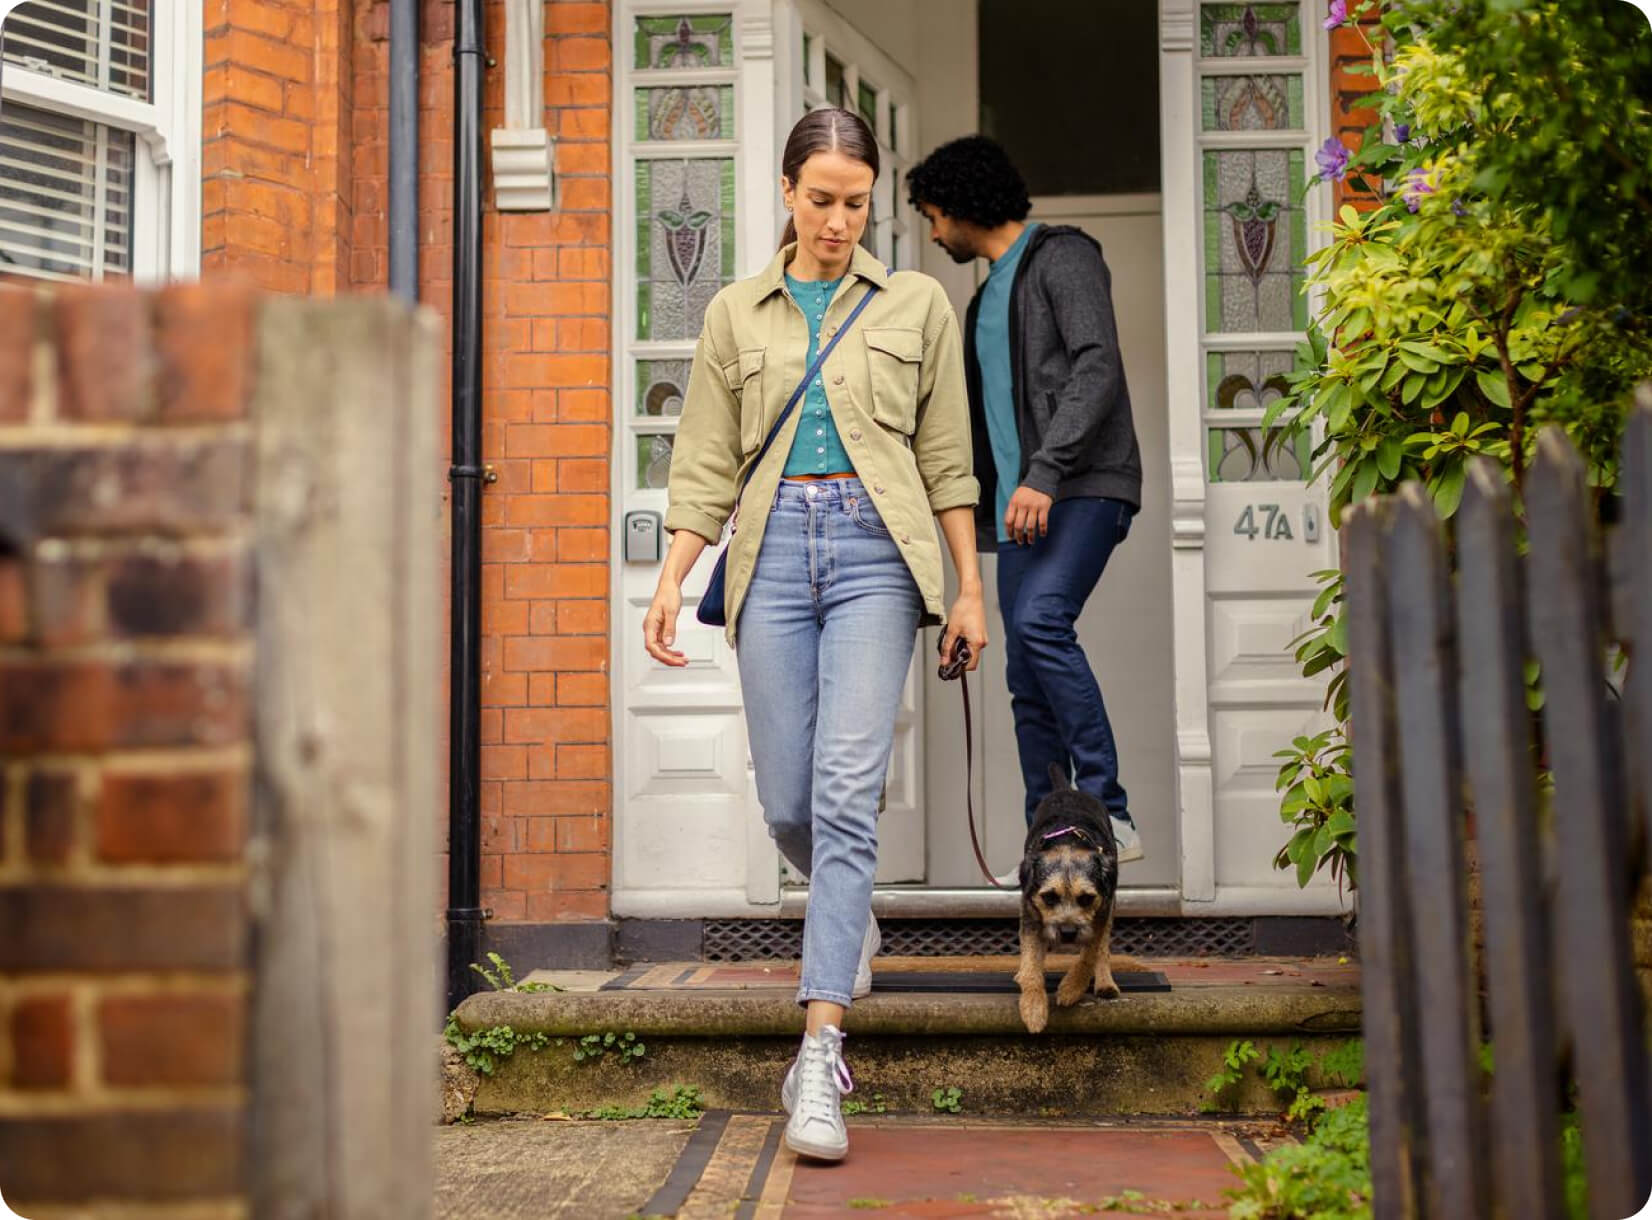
[
  {"left": 0, "top": 282, "right": 256, "bottom": 1214},
  {"left": 204, "top": 0, "right": 356, "bottom": 294}
]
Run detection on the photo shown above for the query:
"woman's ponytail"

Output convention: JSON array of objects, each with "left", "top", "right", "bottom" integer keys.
[{"left": 779, "top": 215, "right": 797, "bottom": 251}]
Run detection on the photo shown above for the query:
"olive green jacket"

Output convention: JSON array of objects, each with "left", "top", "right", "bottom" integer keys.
[{"left": 665, "top": 242, "right": 979, "bottom": 642}]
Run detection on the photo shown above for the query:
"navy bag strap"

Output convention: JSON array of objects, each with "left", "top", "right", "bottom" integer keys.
[{"left": 732, "top": 278, "right": 882, "bottom": 508}]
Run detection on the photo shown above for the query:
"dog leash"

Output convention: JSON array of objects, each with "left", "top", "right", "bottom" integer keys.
[{"left": 937, "top": 638, "right": 1010, "bottom": 890}]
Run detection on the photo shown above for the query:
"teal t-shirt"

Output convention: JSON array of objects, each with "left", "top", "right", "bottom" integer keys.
[
  {"left": 781, "top": 273, "right": 855, "bottom": 477},
  {"left": 974, "top": 222, "right": 1039, "bottom": 542}
]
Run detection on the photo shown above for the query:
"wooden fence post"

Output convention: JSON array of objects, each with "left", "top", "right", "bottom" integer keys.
[
  {"left": 1346, "top": 498, "right": 1424, "bottom": 1219},
  {"left": 1527, "top": 426, "right": 1652, "bottom": 1220},
  {"left": 1455, "top": 459, "right": 1564, "bottom": 1220},
  {"left": 1625, "top": 393, "right": 1652, "bottom": 869},
  {"left": 1385, "top": 484, "right": 1489, "bottom": 1220},
  {"left": 248, "top": 299, "right": 442, "bottom": 1219}
]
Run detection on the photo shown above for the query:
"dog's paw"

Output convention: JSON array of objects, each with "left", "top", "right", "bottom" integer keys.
[
  {"left": 1094, "top": 974, "right": 1122, "bottom": 1000},
  {"left": 1019, "top": 988, "right": 1049, "bottom": 1034},
  {"left": 1055, "top": 970, "right": 1092, "bottom": 1008}
]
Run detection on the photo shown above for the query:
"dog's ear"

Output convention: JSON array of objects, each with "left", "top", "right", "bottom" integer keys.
[{"left": 1047, "top": 762, "right": 1070, "bottom": 792}]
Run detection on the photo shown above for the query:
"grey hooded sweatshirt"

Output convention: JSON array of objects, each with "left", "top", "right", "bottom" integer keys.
[{"left": 962, "top": 223, "right": 1142, "bottom": 552}]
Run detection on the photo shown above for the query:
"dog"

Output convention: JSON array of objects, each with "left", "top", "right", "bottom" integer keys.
[{"left": 1015, "top": 763, "right": 1121, "bottom": 1033}]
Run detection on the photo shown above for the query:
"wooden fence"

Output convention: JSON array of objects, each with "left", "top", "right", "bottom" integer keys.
[{"left": 1346, "top": 399, "right": 1652, "bottom": 1219}]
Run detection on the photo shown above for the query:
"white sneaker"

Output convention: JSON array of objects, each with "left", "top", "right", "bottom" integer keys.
[
  {"left": 782, "top": 1025, "right": 853, "bottom": 1161},
  {"left": 851, "top": 914, "right": 880, "bottom": 999},
  {"left": 993, "top": 864, "right": 1021, "bottom": 888},
  {"left": 1112, "top": 815, "right": 1144, "bottom": 863}
]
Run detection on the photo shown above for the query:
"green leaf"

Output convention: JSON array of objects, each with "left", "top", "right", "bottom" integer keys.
[
  {"left": 1377, "top": 436, "right": 1404, "bottom": 480},
  {"left": 1476, "top": 367, "right": 1512, "bottom": 409},
  {"left": 1351, "top": 458, "right": 1380, "bottom": 505},
  {"left": 1297, "top": 844, "right": 1319, "bottom": 888},
  {"left": 1328, "top": 612, "right": 1349, "bottom": 657},
  {"left": 1432, "top": 463, "right": 1467, "bottom": 518}
]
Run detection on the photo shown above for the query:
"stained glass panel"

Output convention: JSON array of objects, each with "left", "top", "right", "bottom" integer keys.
[
  {"left": 636, "top": 360, "right": 691, "bottom": 416},
  {"left": 1208, "top": 426, "right": 1311, "bottom": 482},
  {"left": 637, "top": 433, "right": 677, "bottom": 490},
  {"left": 1199, "top": 4, "right": 1302, "bottom": 57},
  {"left": 1205, "top": 349, "right": 1297, "bottom": 411},
  {"left": 635, "top": 86, "right": 735, "bottom": 141},
  {"left": 1202, "top": 149, "right": 1306, "bottom": 333},
  {"left": 636, "top": 158, "right": 736, "bottom": 341},
  {"left": 1200, "top": 75, "right": 1304, "bottom": 131},
  {"left": 634, "top": 14, "right": 733, "bottom": 70}
]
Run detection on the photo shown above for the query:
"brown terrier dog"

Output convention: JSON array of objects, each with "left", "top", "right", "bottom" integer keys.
[{"left": 1015, "top": 764, "right": 1121, "bottom": 1033}]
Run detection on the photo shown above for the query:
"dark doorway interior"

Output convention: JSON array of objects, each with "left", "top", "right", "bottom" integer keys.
[{"left": 978, "top": 0, "right": 1162, "bottom": 196}]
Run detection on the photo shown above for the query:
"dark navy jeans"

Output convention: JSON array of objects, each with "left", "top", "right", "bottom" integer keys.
[{"left": 997, "top": 496, "right": 1134, "bottom": 826}]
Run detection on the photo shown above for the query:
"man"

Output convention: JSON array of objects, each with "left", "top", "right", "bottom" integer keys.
[{"left": 906, "top": 135, "right": 1144, "bottom": 867}]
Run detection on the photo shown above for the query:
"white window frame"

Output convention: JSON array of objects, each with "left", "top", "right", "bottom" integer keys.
[{"left": 0, "top": 0, "right": 201, "bottom": 281}]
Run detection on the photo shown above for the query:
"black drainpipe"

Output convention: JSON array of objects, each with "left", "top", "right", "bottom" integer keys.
[
  {"left": 446, "top": 0, "right": 487, "bottom": 1015},
  {"left": 387, "top": 0, "right": 419, "bottom": 302}
]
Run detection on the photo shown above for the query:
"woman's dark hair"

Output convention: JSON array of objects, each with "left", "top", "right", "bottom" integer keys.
[
  {"left": 906, "top": 135, "right": 1031, "bottom": 228},
  {"left": 779, "top": 107, "right": 880, "bottom": 249}
]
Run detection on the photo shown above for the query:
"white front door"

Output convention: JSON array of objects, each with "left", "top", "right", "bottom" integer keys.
[{"left": 923, "top": 195, "right": 1179, "bottom": 897}]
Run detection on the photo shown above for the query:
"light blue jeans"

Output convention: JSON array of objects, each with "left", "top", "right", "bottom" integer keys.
[{"left": 736, "top": 477, "right": 923, "bottom": 1006}]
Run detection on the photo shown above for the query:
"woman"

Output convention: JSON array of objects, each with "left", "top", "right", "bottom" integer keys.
[{"left": 642, "top": 108, "right": 987, "bottom": 1162}]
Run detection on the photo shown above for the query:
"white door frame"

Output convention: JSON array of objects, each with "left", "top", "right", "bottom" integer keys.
[
  {"left": 1160, "top": 0, "right": 1348, "bottom": 917},
  {"left": 612, "top": 0, "right": 1349, "bottom": 919}
]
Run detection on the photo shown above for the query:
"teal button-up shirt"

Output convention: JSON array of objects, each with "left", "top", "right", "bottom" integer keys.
[
  {"left": 975, "top": 222, "right": 1039, "bottom": 541},
  {"left": 781, "top": 273, "right": 855, "bottom": 476}
]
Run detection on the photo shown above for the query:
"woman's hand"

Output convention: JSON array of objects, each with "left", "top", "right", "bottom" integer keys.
[
  {"left": 643, "top": 579, "right": 688, "bottom": 667},
  {"left": 941, "top": 586, "right": 989, "bottom": 673}
]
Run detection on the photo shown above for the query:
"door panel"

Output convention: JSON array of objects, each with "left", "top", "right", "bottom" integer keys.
[{"left": 925, "top": 197, "right": 1177, "bottom": 890}]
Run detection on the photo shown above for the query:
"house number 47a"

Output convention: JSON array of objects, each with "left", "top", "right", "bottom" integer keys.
[{"left": 1234, "top": 503, "right": 1295, "bottom": 541}]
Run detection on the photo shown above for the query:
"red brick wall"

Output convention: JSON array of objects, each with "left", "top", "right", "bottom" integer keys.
[
  {"left": 1329, "top": 19, "right": 1384, "bottom": 212},
  {"left": 0, "top": 281, "right": 256, "bottom": 1214},
  {"left": 350, "top": 0, "right": 617, "bottom": 925},
  {"left": 205, "top": 0, "right": 616, "bottom": 933},
  {"left": 203, "top": 0, "right": 356, "bottom": 294}
]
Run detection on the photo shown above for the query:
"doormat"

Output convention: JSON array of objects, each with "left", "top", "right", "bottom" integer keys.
[
  {"left": 599, "top": 964, "right": 1170, "bottom": 994},
  {"left": 870, "top": 970, "right": 1170, "bottom": 994}
]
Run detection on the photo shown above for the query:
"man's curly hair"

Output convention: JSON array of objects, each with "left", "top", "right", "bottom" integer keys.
[{"left": 906, "top": 136, "right": 1031, "bottom": 228}]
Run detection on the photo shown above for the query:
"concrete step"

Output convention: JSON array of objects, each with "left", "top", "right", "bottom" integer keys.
[{"left": 449, "top": 956, "right": 1361, "bottom": 1119}]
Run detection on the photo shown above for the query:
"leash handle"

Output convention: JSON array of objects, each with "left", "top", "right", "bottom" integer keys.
[{"left": 938, "top": 638, "right": 1010, "bottom": 891}]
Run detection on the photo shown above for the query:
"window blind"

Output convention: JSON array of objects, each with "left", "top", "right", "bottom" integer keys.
[
  {"left": 0, "top": 100, "right": 134, "bottom": 280},
  {"left": 2, "top": 0, "right": 151, "bottom": 101}
]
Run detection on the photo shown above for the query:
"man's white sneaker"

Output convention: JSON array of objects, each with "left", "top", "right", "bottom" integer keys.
[
  {"left": 851, "top": 915, "right": 880, "bottom": 999},
  {"left": 782, "top": 1025, "right": 853, "bottom": 1161},
  {"left": 1112, "top": 815, "right": 1144, "bottom": 863},
  {"left": 993, "top": 864, "right": 1021, "bottom": 889}
]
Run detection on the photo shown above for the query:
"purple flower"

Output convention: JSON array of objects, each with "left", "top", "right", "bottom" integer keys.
[
  {"left": 1316, "top": 137, "right": 1350, "bottom": 181},
  {"left": 1394, "top": 122, "right": 1411, "bottom": 142},
  {"left": 1323, "top": 0, "right": 1347, "bottom": 28},
  {"left": 1451, "top": 198, "right": 1467, "bottom": 217},
  {"left": 1402, "top": 167, "right": 1436, "bottom": 212}
]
